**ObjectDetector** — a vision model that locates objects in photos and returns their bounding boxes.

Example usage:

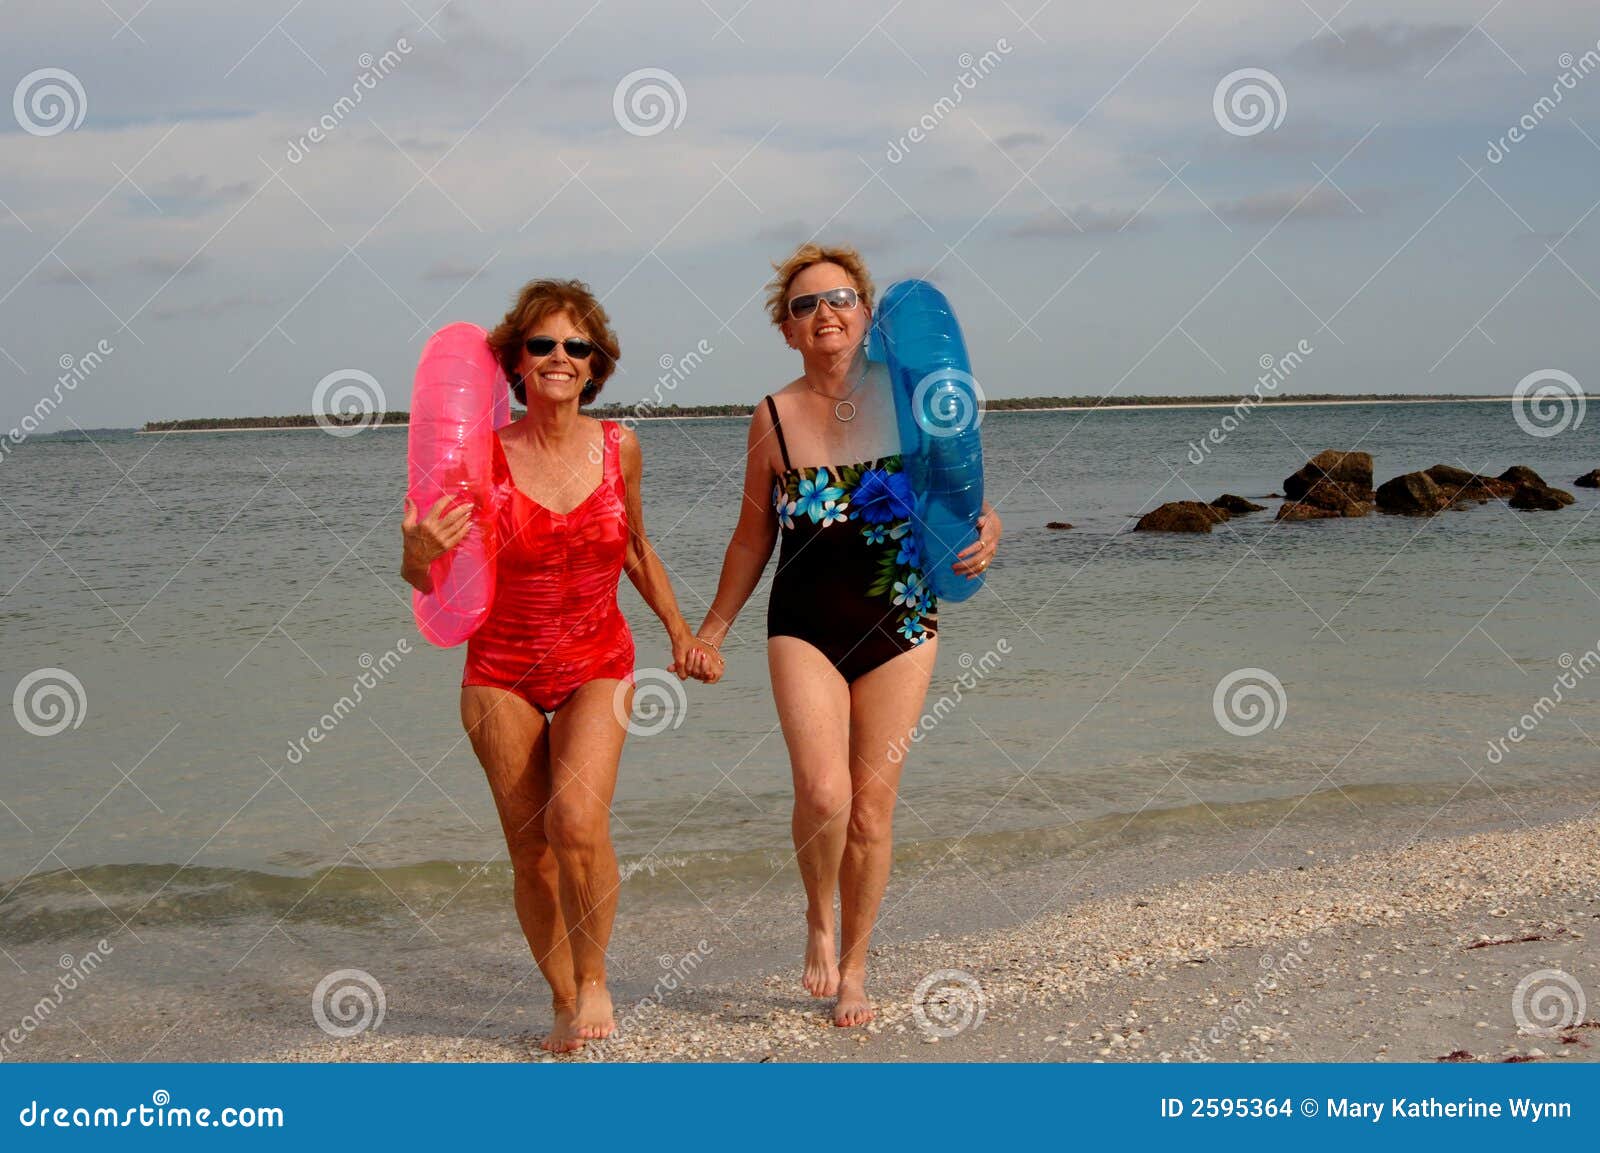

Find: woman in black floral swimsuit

[687,243,1002,1027]
[765,398,937,678]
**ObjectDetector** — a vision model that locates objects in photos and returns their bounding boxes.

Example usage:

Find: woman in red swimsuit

[401,278,720,1053]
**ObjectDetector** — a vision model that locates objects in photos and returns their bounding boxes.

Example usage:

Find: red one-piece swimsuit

[461,419,635,713]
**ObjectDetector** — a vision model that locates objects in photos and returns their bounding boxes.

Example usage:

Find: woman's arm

[693,400,781,655]
[400,495,474,594]
[617,426,708,679]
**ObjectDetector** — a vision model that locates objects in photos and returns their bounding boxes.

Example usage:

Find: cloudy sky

[2,0,1598,429]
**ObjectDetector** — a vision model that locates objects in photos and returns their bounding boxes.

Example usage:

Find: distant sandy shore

[135,396,1525,434]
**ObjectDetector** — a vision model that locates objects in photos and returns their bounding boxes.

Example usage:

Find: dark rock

[1499,465,1549,488]
[1284,449,1375,501]
[1377,471,1450,516]
[1509,483,1572,511]
[1423,464,1514,502]
[1424,463,1476,487]
[1275,502,1344,522]
[1574,470,1600,488]
[1211,494,1266,514]
[1045,521,1073,530]
[1305,479,1374,516]
[1135,501,1228,533]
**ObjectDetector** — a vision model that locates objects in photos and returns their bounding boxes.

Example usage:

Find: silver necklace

[807,356,868,422]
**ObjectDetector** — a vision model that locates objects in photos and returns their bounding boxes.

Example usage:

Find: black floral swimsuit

[764,395,938,683]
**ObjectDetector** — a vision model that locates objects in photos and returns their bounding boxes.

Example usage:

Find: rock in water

[1423,464,1514,502]
[1508,483,1572,511]
[1377,471,1450,515]
[1276,479,1374,519]
[1135,502,1229,533]
[1283,450,1375,500]
[1045,521,1073,530]
[1211,494,1266,514]
[1574,470,1600,489]
[1275,502,1344,522]
[1498,465,1549,489]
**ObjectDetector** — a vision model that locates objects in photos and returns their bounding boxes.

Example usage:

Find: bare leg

[835,638,938,1026]
[460,686,582,1053]
[768,636,852,998]
[544,678,630,1040]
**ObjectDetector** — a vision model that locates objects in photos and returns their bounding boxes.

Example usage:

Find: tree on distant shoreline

[139,393,1511,432]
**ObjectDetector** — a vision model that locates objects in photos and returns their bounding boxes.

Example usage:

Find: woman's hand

[671,630,725,684]
[402,495,474,570]
[952,500,1002,579]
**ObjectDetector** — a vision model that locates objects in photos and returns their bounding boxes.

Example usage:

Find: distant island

[140,393,1519,433]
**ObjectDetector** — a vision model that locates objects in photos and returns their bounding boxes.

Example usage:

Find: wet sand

[7,785,1590,1065]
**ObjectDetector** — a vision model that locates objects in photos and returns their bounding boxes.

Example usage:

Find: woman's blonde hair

[486,278,620,405]
[764,243,876,327]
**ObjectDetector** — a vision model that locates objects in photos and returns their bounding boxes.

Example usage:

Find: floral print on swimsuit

[771,455,935,644]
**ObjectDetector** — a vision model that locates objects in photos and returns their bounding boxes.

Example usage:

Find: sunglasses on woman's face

[525,336,595,359]
[786,286,859,320]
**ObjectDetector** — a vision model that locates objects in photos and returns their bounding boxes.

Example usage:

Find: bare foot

[832,972,874,1027]
[803,923,840,998]
[572,980,615,1040]
[541,1004,584,1054]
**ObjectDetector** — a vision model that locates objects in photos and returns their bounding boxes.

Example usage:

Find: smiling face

[514,310,594,406]
[780,262,871,366]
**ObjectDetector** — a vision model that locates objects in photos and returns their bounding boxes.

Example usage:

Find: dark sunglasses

[525,336,595,359]
[787,286,859,320]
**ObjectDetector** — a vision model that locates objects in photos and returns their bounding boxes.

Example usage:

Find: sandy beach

[270,801,1594,1064]
[10,785,1591,1065]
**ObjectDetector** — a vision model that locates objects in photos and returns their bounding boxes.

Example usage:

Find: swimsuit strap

[764,395,792,471]
[601,419,624,500]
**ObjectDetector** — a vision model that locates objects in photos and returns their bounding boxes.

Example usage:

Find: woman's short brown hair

[764,243,876,327]
[486,278,620,406]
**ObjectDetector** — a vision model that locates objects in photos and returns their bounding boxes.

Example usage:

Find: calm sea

[2,401,1597,939]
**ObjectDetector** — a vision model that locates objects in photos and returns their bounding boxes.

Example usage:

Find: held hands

[952,500,1003,579]
[668,627,725,685]
[402,494,474,567]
